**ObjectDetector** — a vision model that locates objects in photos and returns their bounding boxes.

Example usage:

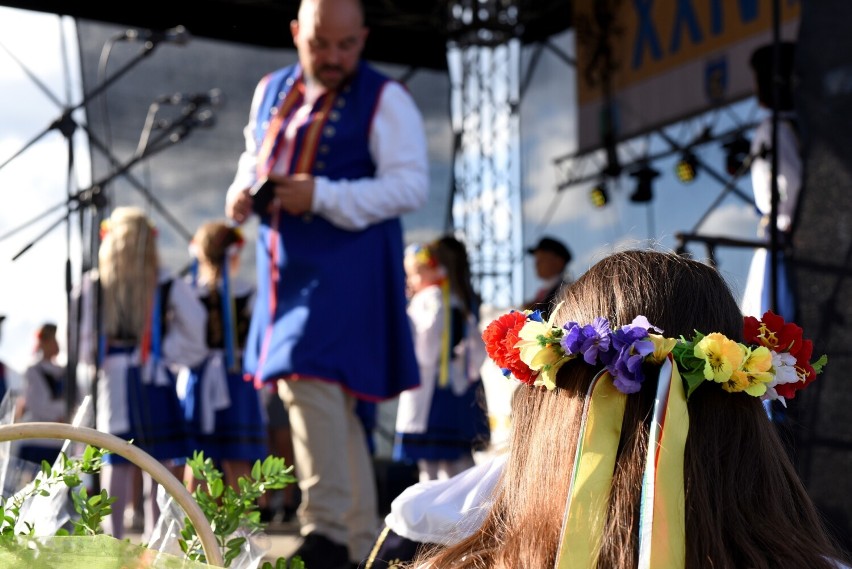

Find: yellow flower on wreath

[516,309,570,390]
[694,333,745,384]
[648,334,677,364]
[730,345,773,396]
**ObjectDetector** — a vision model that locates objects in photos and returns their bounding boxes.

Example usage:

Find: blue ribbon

[221,260,236,371]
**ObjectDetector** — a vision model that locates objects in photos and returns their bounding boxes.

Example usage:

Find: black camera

[250,177,276,216]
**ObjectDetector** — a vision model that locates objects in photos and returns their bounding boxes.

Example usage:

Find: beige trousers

[277,378,379,561]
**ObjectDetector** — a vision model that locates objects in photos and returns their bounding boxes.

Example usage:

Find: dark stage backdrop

[789,0,852,551]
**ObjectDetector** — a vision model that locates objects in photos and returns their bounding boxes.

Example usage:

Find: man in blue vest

[225,0,429,566]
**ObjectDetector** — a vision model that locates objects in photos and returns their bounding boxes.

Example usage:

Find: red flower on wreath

[743,310,819,400]
[482,311,536,385]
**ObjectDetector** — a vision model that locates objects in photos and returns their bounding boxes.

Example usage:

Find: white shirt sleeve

[76,272,96,366]
[226,78,267,208]
[385,452,508,546]
[161,274,208,368]
[312,81,430,230]
[409,285,445,369]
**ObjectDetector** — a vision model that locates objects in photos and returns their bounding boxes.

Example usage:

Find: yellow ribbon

[555,359,688,569]
[438,279,451,388]
[556,369,626,568]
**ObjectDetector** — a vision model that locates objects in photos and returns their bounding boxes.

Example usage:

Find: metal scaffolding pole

[447,1,523,310]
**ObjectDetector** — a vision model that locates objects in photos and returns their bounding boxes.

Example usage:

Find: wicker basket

[0,421,223,567]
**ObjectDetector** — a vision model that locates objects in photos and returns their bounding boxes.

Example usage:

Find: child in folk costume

[77,206,207,540]
[180,220,268,490]
[394,236,490,482]
[16,322,67,466]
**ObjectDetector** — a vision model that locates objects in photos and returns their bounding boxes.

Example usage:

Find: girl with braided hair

[180,219,268,491]
[78,206,207,540]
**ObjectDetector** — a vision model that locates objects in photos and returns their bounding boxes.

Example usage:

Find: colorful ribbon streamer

[221,259,237,372]
[639,356,687,569]
[555,358,688,569]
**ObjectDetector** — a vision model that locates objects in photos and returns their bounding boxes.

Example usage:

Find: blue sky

[0,7,765,376]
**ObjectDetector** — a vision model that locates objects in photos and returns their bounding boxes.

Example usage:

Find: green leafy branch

[180,451,301,568]
[0,446,306,568]
[0,446,114,540]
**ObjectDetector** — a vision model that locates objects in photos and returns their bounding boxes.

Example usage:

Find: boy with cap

[523,236,572,319]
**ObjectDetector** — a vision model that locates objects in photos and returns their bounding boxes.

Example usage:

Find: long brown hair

[428,235,480,318]
[413,250,847,569]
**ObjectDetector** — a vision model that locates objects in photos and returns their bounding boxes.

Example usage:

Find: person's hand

[226,187,253,224]
[275,174,315,216]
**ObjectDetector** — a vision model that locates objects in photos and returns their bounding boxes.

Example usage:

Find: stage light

[675,150,698,183]
[629,163,660,203]
[722,134,752,176]
[590,182,608,208]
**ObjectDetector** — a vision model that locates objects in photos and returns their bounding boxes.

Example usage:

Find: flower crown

[99,217,158,241]
[188,226,245,261]
[482,307,827,403]
[406,243,438,268]
[232,226,245,247]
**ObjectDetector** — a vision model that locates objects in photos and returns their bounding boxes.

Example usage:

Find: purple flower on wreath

[561,317,612,365]
[604,316,661,394]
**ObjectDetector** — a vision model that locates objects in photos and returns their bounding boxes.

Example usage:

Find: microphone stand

[1,30,186,426]
[5,99,210,261]
[0,107,198,251]
[9,103,211,262]
[0,37,165,175]
[8,102,212,427]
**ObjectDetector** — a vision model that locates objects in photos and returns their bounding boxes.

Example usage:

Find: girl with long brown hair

[412,249,849,569]
[394,236,489,482]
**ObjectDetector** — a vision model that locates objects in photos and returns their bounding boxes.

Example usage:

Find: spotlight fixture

[722,134,752,176]
[629,163,660,203]
[675,150,698,183]
[590,182,609,208]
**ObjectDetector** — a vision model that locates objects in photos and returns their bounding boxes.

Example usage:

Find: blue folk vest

[243,62,419,401]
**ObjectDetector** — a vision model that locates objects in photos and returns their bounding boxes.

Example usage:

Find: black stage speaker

[787,0,852,552]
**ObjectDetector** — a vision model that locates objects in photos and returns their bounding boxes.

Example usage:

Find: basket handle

[0,422,224,567]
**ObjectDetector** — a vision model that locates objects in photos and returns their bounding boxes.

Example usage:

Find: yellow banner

[574,0,800,153]
[576,0,800,104]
